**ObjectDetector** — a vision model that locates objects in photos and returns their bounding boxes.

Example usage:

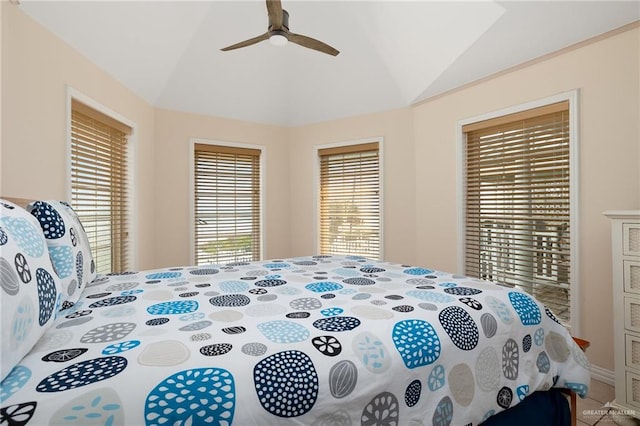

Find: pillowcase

[27,200,96,307]
[0,199,62,382]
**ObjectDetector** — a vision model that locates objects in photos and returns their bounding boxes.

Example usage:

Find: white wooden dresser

[605,210,640,417]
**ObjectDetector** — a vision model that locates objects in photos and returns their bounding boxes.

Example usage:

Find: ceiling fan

[221,0,339,56]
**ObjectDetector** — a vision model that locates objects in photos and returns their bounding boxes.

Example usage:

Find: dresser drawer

[626,260,640,295]
[627,371,640,409]
[625,297,640,332]
[627,334,640,371]
[625,223,640,257]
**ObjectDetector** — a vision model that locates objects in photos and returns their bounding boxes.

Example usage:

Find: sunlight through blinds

[463,101,571,323]
[319,142,380,259]
[71,100,131,274]
[194,143,261,265]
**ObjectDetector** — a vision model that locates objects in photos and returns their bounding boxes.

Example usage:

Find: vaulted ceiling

[18,1,640,126]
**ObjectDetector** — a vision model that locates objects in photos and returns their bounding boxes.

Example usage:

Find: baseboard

[590,364,615,386]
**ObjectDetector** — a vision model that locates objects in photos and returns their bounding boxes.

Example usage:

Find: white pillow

[27,201,96,307]
[0,199,61,381]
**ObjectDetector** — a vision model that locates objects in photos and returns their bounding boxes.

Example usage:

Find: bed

[0,198,591,425]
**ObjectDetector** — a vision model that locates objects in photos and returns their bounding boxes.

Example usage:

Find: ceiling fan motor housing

[269,8,289,32]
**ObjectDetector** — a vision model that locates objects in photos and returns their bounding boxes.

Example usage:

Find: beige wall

[1,3,157,269]
[153,109,290,267]
[3,2,639,373]
[412,27,640,371]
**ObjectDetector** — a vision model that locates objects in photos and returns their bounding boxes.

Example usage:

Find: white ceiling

[18,1,640,127]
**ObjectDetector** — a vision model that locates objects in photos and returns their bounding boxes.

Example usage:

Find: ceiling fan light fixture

[221,1,338,56]
[269,31,288,46]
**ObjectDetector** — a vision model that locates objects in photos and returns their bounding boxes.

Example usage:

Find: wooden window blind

[463,101,571,323]
[194,143,261,265]
[70,99,131,274]
[319,142,380,259]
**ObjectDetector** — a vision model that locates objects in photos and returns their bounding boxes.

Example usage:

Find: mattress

[0,255,591,425]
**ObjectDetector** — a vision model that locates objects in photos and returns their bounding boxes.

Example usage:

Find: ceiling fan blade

[266,0,284,29]
[221,32,269,51]
[288,33,339,56]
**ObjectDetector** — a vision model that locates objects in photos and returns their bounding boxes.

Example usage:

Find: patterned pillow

[0,199,62,381]
[27,201,96,307]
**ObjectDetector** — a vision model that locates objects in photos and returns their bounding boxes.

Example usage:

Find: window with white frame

[193,143,262,265]
[70,99,131,274]
[318,142,381,259]
[462,100,575,326]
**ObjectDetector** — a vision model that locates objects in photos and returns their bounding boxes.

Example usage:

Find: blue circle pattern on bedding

[27,201,96,306]
[0,254,591,425]
[0,201,62,384]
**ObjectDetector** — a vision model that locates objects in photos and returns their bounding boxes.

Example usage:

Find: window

[463,100,573,324]
[70,99,131,274]
[193,143,261,265]
[318,142,381,259]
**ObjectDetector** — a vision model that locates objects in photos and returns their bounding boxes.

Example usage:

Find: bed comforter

[0,255,590,425]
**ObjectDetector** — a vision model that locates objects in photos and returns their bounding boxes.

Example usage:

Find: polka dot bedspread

[0,255,591,425]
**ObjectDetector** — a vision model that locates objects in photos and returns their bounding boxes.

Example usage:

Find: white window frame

[314,137,385,259]
[65,86,138,271]
[189,138,266,265]
[456,90,580,334]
